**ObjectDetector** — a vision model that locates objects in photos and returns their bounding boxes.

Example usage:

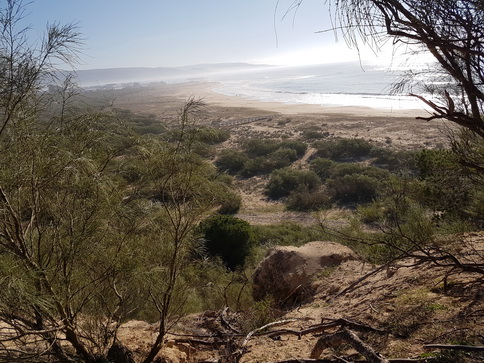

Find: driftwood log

[310,328,389,363]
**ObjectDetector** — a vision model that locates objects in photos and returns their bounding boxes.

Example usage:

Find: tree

[0,2,226,361]
[137,99,227,363]
[294,0,483,137]
[200,215,253,270]
[0,0,81,136]
[0,94,141,361]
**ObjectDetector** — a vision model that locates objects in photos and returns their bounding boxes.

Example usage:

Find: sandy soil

[116,233,484,362]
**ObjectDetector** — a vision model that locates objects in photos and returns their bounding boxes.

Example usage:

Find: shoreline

[168,81,427,118]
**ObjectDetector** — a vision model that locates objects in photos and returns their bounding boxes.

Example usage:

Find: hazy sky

[26,0,375,70]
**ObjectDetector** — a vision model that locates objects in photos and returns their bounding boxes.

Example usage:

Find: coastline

[106,80,448,151]
[169,81,427,118]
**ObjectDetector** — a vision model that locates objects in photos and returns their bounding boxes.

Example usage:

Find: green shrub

[216,149,249,174]
[357,202,385,224]
[280,140,307,158]
[244,139,281,157]
[326,173,380,204]
[200,215,253,270]
[168,127,230,145]
[241,149,296,177]
[251,222,328,247]
[370,147,417,173]
[266,168,321,199]
[302,130,330,141]
[270,147,299,162]
[415,149,472,216]
[216,188,242,215]
[116,109,167,135]
[313,138,373,161]
[309,158,335,181]
[286,187,331,211]
[192,127,230,144]
[221,139,308,177]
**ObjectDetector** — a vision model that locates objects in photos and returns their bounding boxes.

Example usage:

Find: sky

[24,0,387,70]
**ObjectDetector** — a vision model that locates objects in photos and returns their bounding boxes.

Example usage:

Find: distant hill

[64,63,273,88]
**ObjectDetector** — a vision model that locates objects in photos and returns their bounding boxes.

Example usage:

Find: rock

[252,241,359,306]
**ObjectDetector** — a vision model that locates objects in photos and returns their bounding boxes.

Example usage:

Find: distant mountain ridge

[66,62,273,88]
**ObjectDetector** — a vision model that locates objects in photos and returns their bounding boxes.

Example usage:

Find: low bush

[286,187,331,211]
[200,215,253,270]
[415,149,473,217]
[370,147,417,173]
[215,187,242,215]
[241,149,298,177]
[301,130,330,141]
[251,222,328,247]
[280,140,307,158]
[192,127,230,144]
[329,162,391,180]
[216,149,249,174]
[309,158,335,181]
[244,139,281,157]
[326,173,381,204]
[217,139,308,177]
[266,168,321,200]
[313,138,373,161]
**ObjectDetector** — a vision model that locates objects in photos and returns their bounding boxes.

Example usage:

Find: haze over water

[210,62,424,110]
[74,61,426,111]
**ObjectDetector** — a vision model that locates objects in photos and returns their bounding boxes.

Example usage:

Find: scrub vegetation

[0,0,483,362]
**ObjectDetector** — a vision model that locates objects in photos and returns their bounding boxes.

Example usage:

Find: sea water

[208,62,426,110]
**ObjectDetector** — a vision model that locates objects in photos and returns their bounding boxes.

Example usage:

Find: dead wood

[266,318,385,339]
[424,344,484,352]
[310,328,389,363]
[271,359,436,363]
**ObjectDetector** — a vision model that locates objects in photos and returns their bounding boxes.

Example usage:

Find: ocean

[74,61,429,110]
[208,62,425,110]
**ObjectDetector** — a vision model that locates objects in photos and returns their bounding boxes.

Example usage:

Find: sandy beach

[106,80,449,151]
[166,81,426,118]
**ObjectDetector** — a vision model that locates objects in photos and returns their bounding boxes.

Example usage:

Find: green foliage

[166,126,229,145]
[191,126,230,144]
[215,186,242,215]
[115,108,167,134]
[286,187,332,211]
[301,129,330,141]
[310,157,335,180]
[326,173,380,204]
[369,147,417,173]
[280,140,308,158]
[251,222,328,247]
[216,149,249,174]
[244,139,281,157]
[313,138,373,161]
[266,167,321,199]
[241,148,298,176]
[415,149,473,217]
[215,138,308,177]
[200,215,253,270]
[323,163,391,205]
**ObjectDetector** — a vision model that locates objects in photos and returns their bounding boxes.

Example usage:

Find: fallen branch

[242,319,297,347]
[267,318,385,339]
[271,358,437,363]
[310,328,389,363]
[424,344,484,352]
